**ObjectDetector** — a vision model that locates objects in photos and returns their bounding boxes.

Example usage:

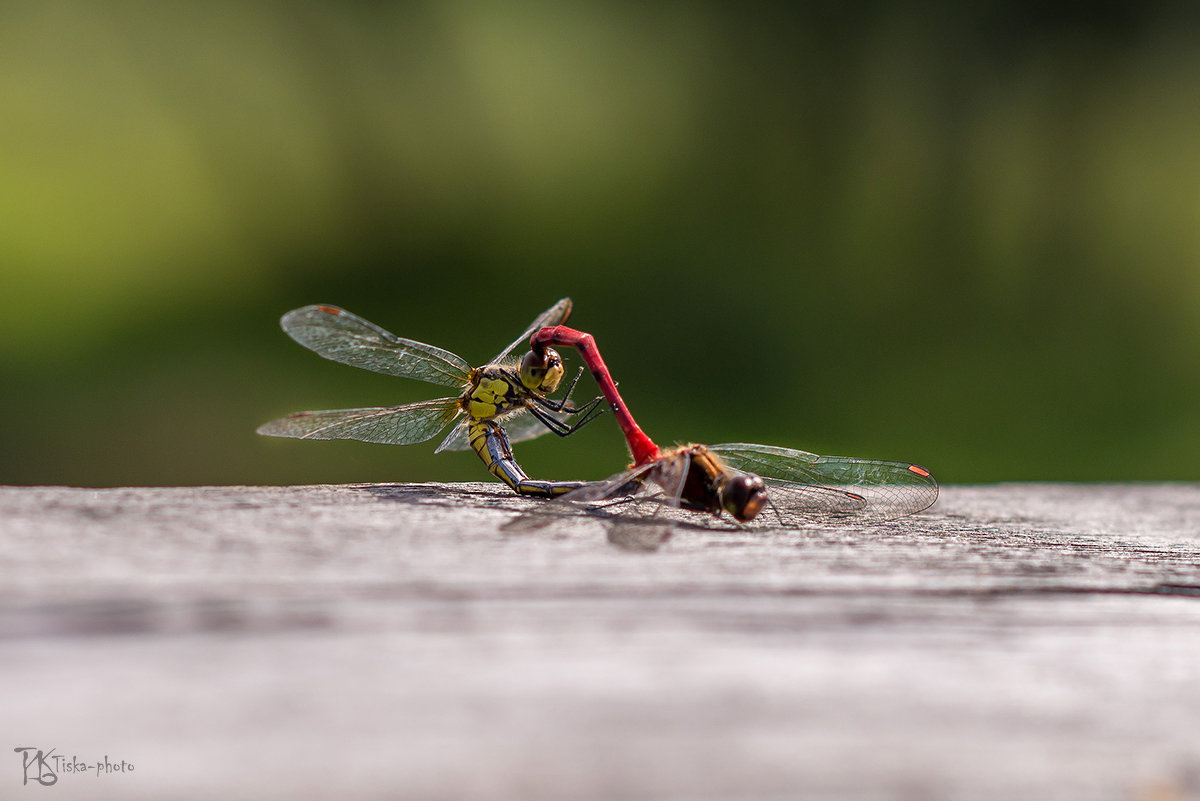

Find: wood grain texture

[2,483,1199,800]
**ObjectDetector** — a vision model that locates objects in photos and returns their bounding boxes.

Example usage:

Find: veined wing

[434,417,472,453]
[433,405,576,453]
[558,450,690,507]
[503,452,691,551]
[502,451,690,530]
[488,297,572,367]
[501,460,655,534]
[709,443,938,519]
[257,398,462,445]
[281,305,472,388]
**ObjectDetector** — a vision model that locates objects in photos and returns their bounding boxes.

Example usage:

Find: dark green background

[4,1,1199,487]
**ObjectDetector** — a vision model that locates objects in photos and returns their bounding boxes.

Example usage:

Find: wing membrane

[257,399,462,446]
[433,417,472,453]
[502,451,692,536]
[709,443,938,519]
[281,305,472,387]
[502,461,656,534]
[489,297,572,366]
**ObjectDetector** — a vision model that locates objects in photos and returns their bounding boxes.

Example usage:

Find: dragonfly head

[719,473,768,522]
[519,347,565,393]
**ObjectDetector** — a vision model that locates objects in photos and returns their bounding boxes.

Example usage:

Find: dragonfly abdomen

[468,419,583,498]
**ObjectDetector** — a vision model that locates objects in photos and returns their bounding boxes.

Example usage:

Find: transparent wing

[433,416,472,453]
[648,451,692,506]
[502,451,692,537]
[280,305,473,388]
[546,460,660,506]
[561,450,692,507]
[502,461,656,535]
[709,443,938,520]
[488,297,572,366]
[753,479,870,521]
[257,398,462,446]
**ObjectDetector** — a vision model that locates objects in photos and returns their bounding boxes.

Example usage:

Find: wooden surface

[2,483,1199,800]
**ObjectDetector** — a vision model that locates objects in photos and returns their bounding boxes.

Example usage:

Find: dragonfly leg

[528,394,607,438]
[570,395,608,430]
[469,419,585,498]
[538,367,607,424]
[541,366,586,413]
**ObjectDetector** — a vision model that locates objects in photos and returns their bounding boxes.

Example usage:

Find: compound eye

[721,474,769,522]
[520,348,564,392]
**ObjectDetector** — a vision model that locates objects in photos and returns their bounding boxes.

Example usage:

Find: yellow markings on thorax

[462,368,521,421]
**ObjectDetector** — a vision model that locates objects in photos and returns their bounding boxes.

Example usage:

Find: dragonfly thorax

[463,365,531,421]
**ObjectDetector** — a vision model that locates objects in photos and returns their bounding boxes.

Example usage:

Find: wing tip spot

[908,464,931,477]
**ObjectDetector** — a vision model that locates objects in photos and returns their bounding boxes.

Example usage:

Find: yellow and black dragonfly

[257,298,603,496]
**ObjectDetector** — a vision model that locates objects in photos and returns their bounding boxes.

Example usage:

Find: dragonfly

[257,298,605,497]
[506,324,937,543]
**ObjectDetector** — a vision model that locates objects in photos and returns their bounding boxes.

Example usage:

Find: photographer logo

[14,747,134,787]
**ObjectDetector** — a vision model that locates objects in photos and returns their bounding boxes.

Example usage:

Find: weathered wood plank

[2,483,1199,800]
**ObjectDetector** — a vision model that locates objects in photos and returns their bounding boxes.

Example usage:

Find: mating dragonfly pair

[258,298,937,533]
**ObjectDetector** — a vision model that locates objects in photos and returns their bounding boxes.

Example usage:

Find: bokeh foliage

[3,1,1199,486]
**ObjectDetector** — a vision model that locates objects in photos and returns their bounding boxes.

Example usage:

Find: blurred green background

[3,1,1199,487]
